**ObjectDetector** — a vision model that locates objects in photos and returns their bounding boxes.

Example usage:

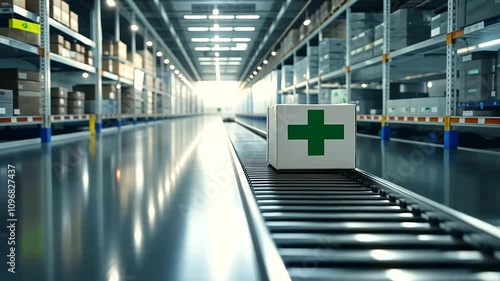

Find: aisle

[0,117,259,281]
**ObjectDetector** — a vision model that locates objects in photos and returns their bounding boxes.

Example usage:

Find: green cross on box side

[288,110,344,156]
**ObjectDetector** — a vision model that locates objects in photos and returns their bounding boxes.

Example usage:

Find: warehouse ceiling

[133,0,306,81]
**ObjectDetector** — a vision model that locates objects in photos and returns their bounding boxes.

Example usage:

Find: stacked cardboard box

[103,40,128,60]
[458,51,497,103]
[128,53,143,69]
[349,13,383,64]
[60,0,69,27]
[0,69,40,115]
[70,11,78,32]
[67,91,84,114]
[281,65,294,89]
[319,39,346,75]
[0,89,13,116]
[0,15,40,45]
[387,97,446,116]
[122,87,142,115]
[281,29,299,53]
[322,20,346,39]
[307,10,322,34]
[431,12,448,37]
[320,1,332,22]
[460,0,500,27]
[73,84,116,115]
[390,9,431,50]
[145,91,153,115]
[51,87,67,115]
[137,50,155,76]
[294,47,319,83]
[50,0,61,22]
[0,0,25,9]
[50,34,89,63]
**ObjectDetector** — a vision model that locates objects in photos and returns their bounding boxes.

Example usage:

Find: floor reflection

[0,117,259,281]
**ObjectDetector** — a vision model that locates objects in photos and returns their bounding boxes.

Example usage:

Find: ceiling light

[211,37,231,42]
[200,62,214,66]
[170,65,175,70]
[456,46,477,54]
[82,72,89,79]
[156,51,163,57]
[191,38,210,42]
[271,51,277,56]
[164,59,170,64]
[210,26,233,32]
[175,70,180,75]
[130,24,139,31]
[188,27,209,32]
[253,71,257,75]
[257,66,262,70]
[478,38,500,48]
[303,19,311,26]
[236,15,260,20]
[146,41,153,47]
[214,47,230,51]
[232,38,252,42]
[250,75,254,78]
[214,24,220,28]
[213,8,219,16]
[184,15,207,20]
[215,52,220,57]
[115,84,121,89]
[263,60,268,64]
[195,47,211,51]
[427,81,433,88]
[106,0,116,7]
[361,83,368,88]
[233,27,256,32]
[209,15,235,20]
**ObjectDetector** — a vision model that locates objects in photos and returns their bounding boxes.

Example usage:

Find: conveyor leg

[381,125,391,140]
[116,120,122,128]
[444,130,458,149]
[41,128,51,143]
[95,122,102,134]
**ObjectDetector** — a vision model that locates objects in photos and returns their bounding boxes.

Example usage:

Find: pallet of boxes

[51,87,67,115]
[73,84,118,115]
[0,69,40,116]
[121,87,142,115]
[0,0,40,46]
[103,40,134,81]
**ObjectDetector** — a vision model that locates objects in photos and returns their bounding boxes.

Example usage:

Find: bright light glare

[213,8,219,16]
[106,0,116,7]
[184,15,208,20]
[191,38,210,42]
[115,84,121,90]
[170,65,175,70]
[361,83,368,88]
[146,41,153,47]
[478,39,500,48]
[156,51,163,57]
[209,15,235,20]
[253,71,257,75]
[236,15,260,20]
[215,52,220,57]
[257,66,262,71]
[188,27,209,32]
[164,59,170,64]
[263,60,268,65]
[82,72,89,79]
[303,19,311,26]
[175,70,180,75]
[271,51,277,56]
[130,24,139,31]
[233,27,256,31]
[427,81,433,88]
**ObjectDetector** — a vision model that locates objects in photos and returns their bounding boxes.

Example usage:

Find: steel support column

[93,0,103,134]
[40,0,51,142]
[381,0,391,140]
[445,0,458,149]
[115,7,122,127]
[346,7,352,103]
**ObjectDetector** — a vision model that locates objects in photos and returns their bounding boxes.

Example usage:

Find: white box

[267,104,356,170]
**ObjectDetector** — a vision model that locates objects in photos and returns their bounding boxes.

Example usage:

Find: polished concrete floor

[239,117,500,226]
[0,117,260,281]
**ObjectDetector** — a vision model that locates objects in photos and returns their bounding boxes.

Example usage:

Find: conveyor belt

[225,121,500,281]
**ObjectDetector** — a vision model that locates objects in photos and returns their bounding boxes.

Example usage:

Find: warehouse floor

[0,117,259,281]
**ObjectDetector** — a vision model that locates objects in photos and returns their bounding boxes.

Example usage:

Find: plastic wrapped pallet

[458,51,497,103]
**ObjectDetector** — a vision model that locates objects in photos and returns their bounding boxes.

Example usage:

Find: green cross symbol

[22,23,28,29]
[288,110,344,156]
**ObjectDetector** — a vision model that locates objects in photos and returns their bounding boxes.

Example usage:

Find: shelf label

[478,118,485,124]
[9,18,40,34]
[0,108,5,115]
[464,21,484,34]
[0,37,8,45]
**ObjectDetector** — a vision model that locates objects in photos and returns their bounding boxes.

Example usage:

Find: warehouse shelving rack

[0,0,200,143]
[242,0,500,149]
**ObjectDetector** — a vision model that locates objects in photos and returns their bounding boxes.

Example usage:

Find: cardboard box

[0,69,40,81]
[0,27,25,42]
[61,11,69,27]
[67,99,83,108]
[68,107,84,115]
[50,0,61,22]
[103,41,113,56]
[25,31,39,46]
[51,106,67,115]
[14,92,41,116]
[50,87,67,98]
[51,97,66,106]
[50,34,64,45]
[60,0,68,13]
[267,104,356,170]
[50,43,63,55]
[102,59,113,73]
[0,100,13,116]
[0,89,13,101]
[63,40,70,49]
[0,80,40,91]
[73,84,116,100]
[70,11,78,32]
[68,91,85,100]
[25,0,40,14]
[103,40,128,59]
[0,0,25,9]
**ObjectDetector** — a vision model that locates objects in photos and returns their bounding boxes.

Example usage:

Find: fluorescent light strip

[233,27,256,31]
[188,27,209,32]
[209,15,235,20]
[210,27,234,32]
[232,38,252,42]
[478,39,500,48]
[211,38,232,42]
[184,15,208,20]
[200,61,241,66]
[236,15,260,20]
[195,47,210,51]
[191,38,210,42]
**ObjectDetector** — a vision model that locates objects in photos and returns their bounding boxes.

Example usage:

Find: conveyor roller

[225,122,500,281]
